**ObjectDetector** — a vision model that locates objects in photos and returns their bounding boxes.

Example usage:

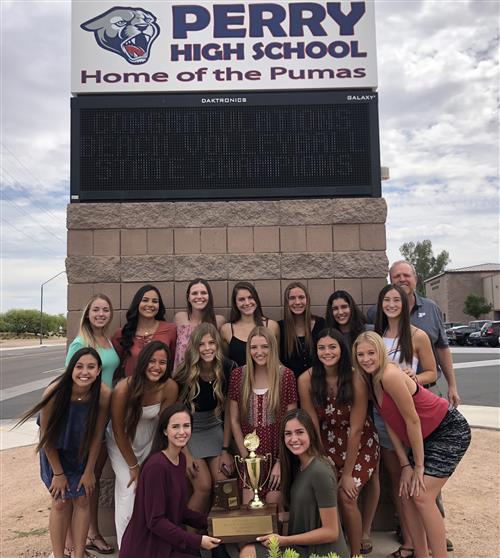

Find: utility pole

[40,271,66,345]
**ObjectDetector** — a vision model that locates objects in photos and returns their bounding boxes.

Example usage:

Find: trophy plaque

[207,431,277,542]
[213,478,240,510]
[208,504,278,544]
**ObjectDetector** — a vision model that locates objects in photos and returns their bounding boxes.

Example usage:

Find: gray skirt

[188,409,224,459]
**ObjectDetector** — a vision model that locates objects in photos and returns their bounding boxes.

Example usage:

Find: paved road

[0,345,66,420]
[0,344,498,420]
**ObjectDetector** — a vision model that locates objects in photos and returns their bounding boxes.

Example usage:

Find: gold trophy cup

[234,431,272,509]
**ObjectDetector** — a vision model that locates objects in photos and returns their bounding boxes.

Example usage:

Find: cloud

[375,1,499,268]
[1,2,71,187]
[1,1,498,315]
[1,258,67,316]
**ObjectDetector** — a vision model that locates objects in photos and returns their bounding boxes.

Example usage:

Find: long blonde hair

[78,294,114,349]
[240,326,281,419]
[352,330,389,394]
[174,323,226,416]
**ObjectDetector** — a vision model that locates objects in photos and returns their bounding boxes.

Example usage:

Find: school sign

[72,1,378,93]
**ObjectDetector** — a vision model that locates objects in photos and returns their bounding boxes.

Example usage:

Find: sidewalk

[3,405,497,452]
[0,337,67,350]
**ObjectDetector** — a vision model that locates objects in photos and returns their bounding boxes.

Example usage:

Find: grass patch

[13,528,48,538]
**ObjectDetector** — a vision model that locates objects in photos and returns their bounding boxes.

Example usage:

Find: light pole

[40,271,66,345]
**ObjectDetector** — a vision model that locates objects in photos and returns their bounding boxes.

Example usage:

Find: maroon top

[228,366,297,461]
[112,321,177,377]
[119,452,206,558]
[379,383,449,447]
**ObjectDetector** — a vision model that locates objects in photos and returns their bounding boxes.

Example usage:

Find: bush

[0,309,67,336]
[249,535,362,558]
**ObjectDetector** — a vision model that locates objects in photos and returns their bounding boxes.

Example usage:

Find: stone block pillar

[66,197,391,537]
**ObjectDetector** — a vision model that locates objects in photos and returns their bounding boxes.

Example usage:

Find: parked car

[444,322,464,330]
[447,326,470,345]
[447,320,489,346]
[479,321,500,347]
[469,320,490,330]
[468,330,485,347]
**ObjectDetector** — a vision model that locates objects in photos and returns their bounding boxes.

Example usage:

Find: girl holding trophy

[229,326,297,506]
[119,403,221,557]
[240,409,349,558]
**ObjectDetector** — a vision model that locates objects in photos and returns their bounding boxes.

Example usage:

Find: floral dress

[315,395,379,489]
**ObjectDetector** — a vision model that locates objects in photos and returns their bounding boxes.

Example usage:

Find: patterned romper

[315,395,380,488]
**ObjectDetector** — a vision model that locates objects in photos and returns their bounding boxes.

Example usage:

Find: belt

[423,381,437,389]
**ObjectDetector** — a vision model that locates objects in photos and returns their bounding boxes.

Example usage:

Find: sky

[1,0,499,315]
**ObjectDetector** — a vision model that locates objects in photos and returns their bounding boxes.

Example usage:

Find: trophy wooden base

[208,504,278,543]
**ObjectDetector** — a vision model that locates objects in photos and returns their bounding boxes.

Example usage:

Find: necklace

[300,456,314,471]
[138,329,154,337]
[137,320,158,337]
[200,372,215,384]
[74,389,91,401]
[162,449,180,466]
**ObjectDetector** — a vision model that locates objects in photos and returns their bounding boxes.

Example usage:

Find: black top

[338,323,374,352]
[178,357,237,413]
[278,316,326,378]
[227,320,269,367]
[227,335,247,367]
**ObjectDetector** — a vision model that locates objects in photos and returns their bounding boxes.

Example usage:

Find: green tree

[399,239,450,296]
[0,309,67,336]
[463,294,493,319]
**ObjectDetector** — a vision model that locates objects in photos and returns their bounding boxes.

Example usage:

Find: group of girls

[20,277,470,558]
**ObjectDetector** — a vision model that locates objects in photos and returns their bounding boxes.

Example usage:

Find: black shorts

[408,407,471,478]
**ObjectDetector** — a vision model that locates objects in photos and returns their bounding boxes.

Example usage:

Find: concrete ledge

[459,405,500,430]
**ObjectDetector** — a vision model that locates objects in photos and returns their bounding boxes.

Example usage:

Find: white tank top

[383,336,418,371]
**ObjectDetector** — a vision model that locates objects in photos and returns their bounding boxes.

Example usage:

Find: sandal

[361,538,373,554]
[64,548,74,558]
[86,534,114,554]
[387,547,415,558]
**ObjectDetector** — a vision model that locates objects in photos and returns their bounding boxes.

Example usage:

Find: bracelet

[128,463,139,469]
[53,471,65,476]
[401,464,411,469]
[221,446,230,452]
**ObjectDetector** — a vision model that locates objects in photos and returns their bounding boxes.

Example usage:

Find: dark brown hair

[229,281,265,325]
[325,290,366,342]
[282,282,314,362]
[374,284,413,365]
[119,285,166,357]
[147,403,193,458]
[124,341,171,440]
[17,348,102,459]
[311,328,354,407]
[279,408,326,509]
[186,278,217,326]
